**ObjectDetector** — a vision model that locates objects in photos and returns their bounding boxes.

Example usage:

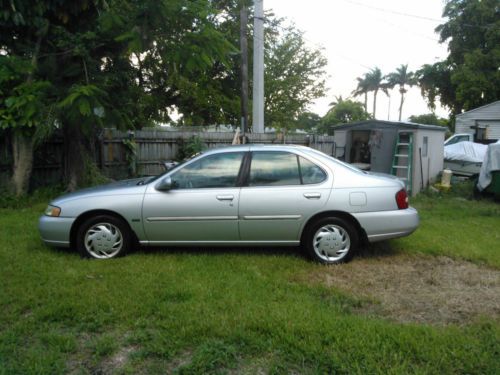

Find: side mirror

[156,176,173,191]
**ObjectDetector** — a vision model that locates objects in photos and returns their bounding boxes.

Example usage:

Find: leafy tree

[0,1,55,195]
[417,0,500,114]
[174,6,328,131]
[0,0,235,192]
[0,0,328,193]
[408,113,449,128]
[365,67,389,118]
[263,21,327,130]
[294,111,321,132]
[319,99,371,134]
[385,64,416,121]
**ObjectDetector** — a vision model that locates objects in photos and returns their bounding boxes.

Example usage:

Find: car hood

[51,177,149,205]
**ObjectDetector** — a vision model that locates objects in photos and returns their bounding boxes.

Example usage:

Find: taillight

[395,189,409,209]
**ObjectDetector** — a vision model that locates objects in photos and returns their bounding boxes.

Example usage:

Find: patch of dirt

[164,349,193,373]
[66,333,137,375]
[100,346,138,374]
[309,252,500,325]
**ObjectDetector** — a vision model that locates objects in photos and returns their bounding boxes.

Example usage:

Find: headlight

[44,205,61,217]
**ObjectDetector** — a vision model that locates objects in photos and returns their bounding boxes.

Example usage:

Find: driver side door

[142,151,246,244]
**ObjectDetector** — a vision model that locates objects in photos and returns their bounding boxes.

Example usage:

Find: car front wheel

[76,215,131,259]
[304,217,358,264]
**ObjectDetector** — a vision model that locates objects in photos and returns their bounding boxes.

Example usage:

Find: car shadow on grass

[357,241,401,259]
[136,241,400,262]
[44,240,400,262]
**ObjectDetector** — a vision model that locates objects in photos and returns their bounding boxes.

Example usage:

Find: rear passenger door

[238,151,331,242]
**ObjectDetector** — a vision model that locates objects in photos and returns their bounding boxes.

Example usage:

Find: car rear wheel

[76,215,130,259]
[304,217,358,264]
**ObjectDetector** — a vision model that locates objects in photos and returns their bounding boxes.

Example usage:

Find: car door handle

[303,192,321,199]
[216,195,234,201]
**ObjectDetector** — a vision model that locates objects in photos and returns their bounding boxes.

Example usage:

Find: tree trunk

[373,89,378,118]
[364,92,367,113]
[11,132,34,196]
[9,29,45,195]
[63,122,87,191]
[398,90,405,121]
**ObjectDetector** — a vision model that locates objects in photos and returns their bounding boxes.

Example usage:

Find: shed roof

[332,120,446,132]
[455,100,500,119]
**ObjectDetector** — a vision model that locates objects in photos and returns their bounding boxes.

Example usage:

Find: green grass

[0,194,499,374]
[394,193,500,268]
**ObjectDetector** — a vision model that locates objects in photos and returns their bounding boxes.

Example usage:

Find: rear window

[299,156,327,184]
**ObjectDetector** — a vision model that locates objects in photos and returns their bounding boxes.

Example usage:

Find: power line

[341,0,495,29]
[254,14,440,90]
[378,18,441,43]
[341,0,443,23]
[265,19,416,71]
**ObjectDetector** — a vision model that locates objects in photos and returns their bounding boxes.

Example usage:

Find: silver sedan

[39,144,419,264]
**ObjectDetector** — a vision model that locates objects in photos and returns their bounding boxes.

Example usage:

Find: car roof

[203,143,313,155]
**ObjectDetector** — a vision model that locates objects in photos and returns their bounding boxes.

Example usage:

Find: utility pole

[252,0,264,133]
[240,2,249,135]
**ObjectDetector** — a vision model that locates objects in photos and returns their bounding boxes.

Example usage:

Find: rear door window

[248,152,327,186]
[249,151,301,186]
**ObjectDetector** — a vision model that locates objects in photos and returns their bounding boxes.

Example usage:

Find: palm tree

[385,64,416,121]
[365,67,389,119]
[352,75,369,112]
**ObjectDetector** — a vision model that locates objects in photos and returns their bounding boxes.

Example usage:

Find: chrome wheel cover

[84,222,123,259]
[313,224,350,262]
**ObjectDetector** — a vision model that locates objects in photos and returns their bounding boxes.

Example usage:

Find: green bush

[176,136,205,161]
[0,186,64,208]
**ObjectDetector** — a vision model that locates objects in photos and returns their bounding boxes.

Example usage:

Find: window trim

[296,155,304,184]
[236,152,252,187]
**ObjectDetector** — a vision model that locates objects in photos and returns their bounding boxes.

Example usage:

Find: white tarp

[477,143,500,191]
[444,141,488,163]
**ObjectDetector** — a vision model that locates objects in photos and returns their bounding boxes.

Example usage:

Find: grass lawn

[394,193,500,268]
[0,191,499,374]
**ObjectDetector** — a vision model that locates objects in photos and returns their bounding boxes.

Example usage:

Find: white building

[455,101,500,141]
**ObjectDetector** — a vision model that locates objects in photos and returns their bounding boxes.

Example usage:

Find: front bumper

[353,207,419,242]
[38,215,75,248]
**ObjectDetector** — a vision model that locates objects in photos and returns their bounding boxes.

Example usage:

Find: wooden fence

[0,129,335,188]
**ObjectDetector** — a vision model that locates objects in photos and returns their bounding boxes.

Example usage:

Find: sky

[265,0,450,121]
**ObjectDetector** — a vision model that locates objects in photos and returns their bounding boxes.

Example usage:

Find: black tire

[76,215,131,259]
[303,217,358,264]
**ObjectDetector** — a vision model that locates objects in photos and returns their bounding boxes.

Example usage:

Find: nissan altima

[39,144,419,264]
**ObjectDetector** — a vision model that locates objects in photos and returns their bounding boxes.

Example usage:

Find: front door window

[171,152,244,189]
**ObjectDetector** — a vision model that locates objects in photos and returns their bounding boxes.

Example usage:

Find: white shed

[332,120,446,196]
[455,101,500,141]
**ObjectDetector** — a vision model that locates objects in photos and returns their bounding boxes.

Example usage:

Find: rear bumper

[353,207,419,242]
[38,216,75,248]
